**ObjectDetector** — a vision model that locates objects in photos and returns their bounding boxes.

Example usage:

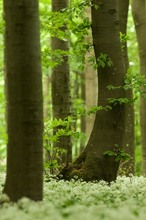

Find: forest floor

[0,172,146,220]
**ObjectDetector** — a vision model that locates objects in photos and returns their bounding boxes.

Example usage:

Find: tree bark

[60,0,126,182]
[84,7,98,143]
[51,0,72,166]
[80,71,86,153]
[43,75,52,162]
[131,0,146,176]
[3,0,43,201]
[118,0,135,175]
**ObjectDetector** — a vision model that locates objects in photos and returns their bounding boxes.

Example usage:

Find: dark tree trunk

[3,0,43,201]
[60,0,126,182]
[118,0,135,175]
[51,0,72,166]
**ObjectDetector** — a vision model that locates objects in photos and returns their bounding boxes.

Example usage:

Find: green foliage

[96,53,113,68]
[43,116,81,173]
[120,32,129,50]
[104,149,132,162]
[0,0,143,177]
[40,0,93,72]
[108,97,135,105]
[88,53,113,70]
[42,47,69,68]
[43,103,113,173]
[124,70,146,99]
[120,32,129,43]
[73,103,111,117]
[107,66,146,107]
[44,159,58,171]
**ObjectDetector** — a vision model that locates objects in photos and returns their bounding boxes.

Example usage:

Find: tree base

[59,151,119,183]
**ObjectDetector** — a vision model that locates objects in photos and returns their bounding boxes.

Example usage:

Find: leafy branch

[104,149,132,162]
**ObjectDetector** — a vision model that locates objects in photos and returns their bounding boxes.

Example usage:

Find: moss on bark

[59,152,119,182]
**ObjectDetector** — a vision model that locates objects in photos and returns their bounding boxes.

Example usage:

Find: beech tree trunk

[118,0,135,175]
[60,0,126,182]
[44,75,52,162]
[84,7,98,143]
[51,0,72,166]
[131,0,146,176]
[85,64,97,141]
[3,0,43,201]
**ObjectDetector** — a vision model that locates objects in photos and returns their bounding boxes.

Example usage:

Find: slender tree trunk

[131,0,146,176]
[44,75,51,119]
[3,0,43,201]
[80,71,86,153]
[60,0,126,182]
[84,7,98,143]
[44,75,52,162]
[72,71,80,159]
[85,54,97,141]
[51,0,72,166]
[118,0,135,175]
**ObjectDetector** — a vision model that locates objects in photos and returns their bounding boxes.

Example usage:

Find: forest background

[0,0,143,177]
[1,1,146,219]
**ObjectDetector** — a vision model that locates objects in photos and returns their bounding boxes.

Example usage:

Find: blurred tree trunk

[85,52,97,142]
[84,7,97,143]
[43,74,52,161]
[80,7,97,152]
[60,0,126,182]
[3,0,43,201]
[131,0,146,176]
[44,75,51,119]
[118,0,135,175]
[51,0,72,166]
[73,70,80,158]
[80,71,86,153]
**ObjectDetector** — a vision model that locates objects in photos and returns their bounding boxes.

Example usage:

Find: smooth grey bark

[131,0,146,176]
[3,0,43,201]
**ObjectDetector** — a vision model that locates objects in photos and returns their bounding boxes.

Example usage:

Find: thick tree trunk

[3,0,43,201]
[51,0,72,166]
[60,0,126,182]
[118,0,135,175]
[131,0,146,176]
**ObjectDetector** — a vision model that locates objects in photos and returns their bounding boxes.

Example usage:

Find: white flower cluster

[1,173,146,220]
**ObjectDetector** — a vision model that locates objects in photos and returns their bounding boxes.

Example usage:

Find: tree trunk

[80,71,86,153]
[43,75,52,162]
[131,0,146,176]
[3,0,43,201]
[118,0,135,175]
[44,75,51,119]
[85,52,97,141]
[51,0,72,166]
[60,0,126,182]
[84,7,98,143]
